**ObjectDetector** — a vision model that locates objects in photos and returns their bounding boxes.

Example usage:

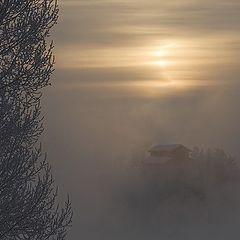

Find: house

[143,144,191,165]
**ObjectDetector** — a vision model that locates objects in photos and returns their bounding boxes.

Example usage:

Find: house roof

[148,144,190,153]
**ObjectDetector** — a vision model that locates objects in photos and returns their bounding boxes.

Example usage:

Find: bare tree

[0,1,72,239]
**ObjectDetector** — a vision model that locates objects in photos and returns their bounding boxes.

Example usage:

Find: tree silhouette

[0,1,72,239]
[125,147,240,216]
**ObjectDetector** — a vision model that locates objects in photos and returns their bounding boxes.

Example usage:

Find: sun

[143,41,190,91]
[151,43,175,67]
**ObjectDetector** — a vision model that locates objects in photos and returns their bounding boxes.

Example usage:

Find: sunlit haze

[43,1,240,239]
[54,0,240,95]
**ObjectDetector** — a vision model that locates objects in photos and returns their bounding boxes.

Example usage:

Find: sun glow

[143,40,205,92]
[151,43,176,67]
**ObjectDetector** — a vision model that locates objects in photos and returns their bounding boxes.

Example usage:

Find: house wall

[150,148,189,160]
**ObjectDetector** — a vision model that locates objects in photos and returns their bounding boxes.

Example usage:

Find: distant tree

[125,147,240,214]
[191,147,240,186]
[0,1,72,239]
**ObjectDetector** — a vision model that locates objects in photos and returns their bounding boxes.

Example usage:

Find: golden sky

[53,0,240,95]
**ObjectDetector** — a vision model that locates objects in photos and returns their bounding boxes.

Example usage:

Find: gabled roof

[148,144,190,153]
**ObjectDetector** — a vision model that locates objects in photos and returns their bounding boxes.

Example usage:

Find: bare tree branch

[0,1,73,239]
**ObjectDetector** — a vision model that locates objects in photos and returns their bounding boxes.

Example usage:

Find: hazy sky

[55,0,240,91]
[43,1,240,239]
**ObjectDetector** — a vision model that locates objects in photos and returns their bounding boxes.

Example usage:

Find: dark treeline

[0,1,72,239]
[124,147,240,220]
